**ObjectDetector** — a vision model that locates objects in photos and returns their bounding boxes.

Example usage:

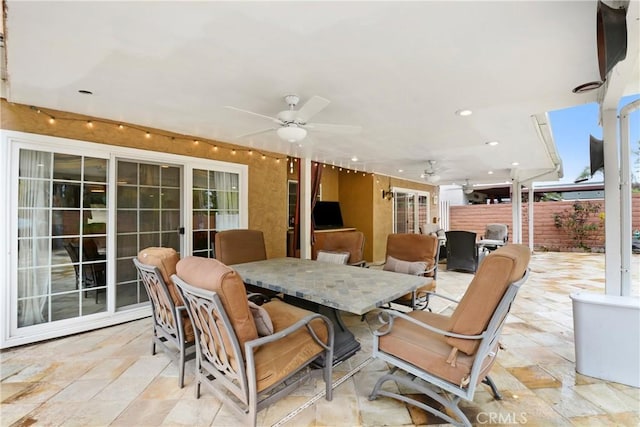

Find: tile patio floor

[1,252,639,426]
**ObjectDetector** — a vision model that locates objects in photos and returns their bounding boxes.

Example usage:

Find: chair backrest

[175,256,258,356]
[445,230,478,272]
[447,244,530,356]
[214,229,267,265]
[312,231,365,265]
[384,233,439,278]
[484,223,508,242]
[137,247,182,306]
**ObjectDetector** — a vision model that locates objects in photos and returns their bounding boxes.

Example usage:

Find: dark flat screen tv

[313,201,344,229]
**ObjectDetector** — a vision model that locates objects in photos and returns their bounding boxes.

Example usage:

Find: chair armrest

[373,309,484,340]
[365,261,385,269]
[349,260,367,267]
[247,293,271,305]
[244,313,334,354]
[424,291,460,304]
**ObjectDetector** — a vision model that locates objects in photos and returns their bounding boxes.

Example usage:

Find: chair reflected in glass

[63,238,106,303]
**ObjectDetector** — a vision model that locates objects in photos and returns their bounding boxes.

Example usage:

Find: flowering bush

[553,201,603,250]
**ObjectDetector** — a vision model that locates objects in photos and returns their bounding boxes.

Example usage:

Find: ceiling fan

[462,179,474,195]
[421,160,442,184]
[226,94,361,143]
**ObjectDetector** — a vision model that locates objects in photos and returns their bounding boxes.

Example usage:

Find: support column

[299,157,312,259]
[619,99,640,295]
[602,108,621,296]
[528,183,534,251]
[511,181,522,244]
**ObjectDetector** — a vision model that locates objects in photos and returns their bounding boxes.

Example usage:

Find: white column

[619,99,640,295]
[602,108,621,296]
[299,157,312,259]
[511,181,522,244]
[528,183,534,251]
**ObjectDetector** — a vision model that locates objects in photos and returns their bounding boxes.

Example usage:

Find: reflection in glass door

[17,149,109,327]
[393,192,415,233]
[192,169,240,258]
[393,190,430,234]
[115,161,181,309]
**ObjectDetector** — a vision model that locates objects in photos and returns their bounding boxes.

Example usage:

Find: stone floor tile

[573,383,640,413]
[533,387,605,418]
[507,365,562,389]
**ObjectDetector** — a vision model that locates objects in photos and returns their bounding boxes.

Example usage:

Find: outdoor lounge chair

[133,247,195,388]
[478,223,509,252]
[381,233,440,310]
[214,229,271,295]
[172,256,334,427]
[369,244,531,427]
[312,230,366,267]
[445,230,479,273]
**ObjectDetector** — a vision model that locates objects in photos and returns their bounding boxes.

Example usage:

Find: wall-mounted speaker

[590,134,604,176]
[597,1,628,80]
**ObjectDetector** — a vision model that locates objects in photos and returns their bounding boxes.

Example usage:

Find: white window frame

[0,130,248,348]
[391,186,431,234]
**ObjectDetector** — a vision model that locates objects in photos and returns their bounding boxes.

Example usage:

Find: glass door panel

[115,160,181,309]
[192,169,240,258]
[17,149,109,327]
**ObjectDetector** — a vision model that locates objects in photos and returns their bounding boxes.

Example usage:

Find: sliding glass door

[17,149,109,327]
[392,188,431,234]
[115,160,182,309]
[4,131,247,348]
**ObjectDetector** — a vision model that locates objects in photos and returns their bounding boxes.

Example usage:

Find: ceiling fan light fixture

[277,126,307,143]
[425,174,440,183]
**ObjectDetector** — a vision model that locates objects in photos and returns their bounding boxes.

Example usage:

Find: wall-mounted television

[312,201,344,229]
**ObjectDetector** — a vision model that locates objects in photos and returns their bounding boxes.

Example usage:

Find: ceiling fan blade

[235,127,276,139]
[225,106,283,124]
[296,96,330,123]
[304,122,362,135]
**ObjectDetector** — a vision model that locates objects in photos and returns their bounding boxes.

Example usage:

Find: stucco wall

[1,100,289,258]
[448,195,640,250]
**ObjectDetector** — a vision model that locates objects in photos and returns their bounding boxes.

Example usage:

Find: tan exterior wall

[338,171,374,260]
[449,195,640,250]
[1,100,289,258]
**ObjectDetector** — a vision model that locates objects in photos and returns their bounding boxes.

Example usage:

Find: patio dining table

[230,257,428,365]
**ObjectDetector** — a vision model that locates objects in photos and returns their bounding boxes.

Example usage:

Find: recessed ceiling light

[456,109,473,116]
[398,169,404,173]
[511,161,520,166]
[351,156,358,162]
[488,170,494,175]
[486,141,499,146]
[78,89,93,95]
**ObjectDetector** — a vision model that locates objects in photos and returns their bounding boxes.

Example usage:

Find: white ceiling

[3,1,639,186]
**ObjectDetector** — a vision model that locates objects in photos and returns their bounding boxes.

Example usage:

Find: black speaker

[590,134,604,176]
[597,1,627,80]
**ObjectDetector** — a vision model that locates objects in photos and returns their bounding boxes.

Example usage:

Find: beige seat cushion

[138,247,194,342]
[378,310,497,388]
[257,299,329,392]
